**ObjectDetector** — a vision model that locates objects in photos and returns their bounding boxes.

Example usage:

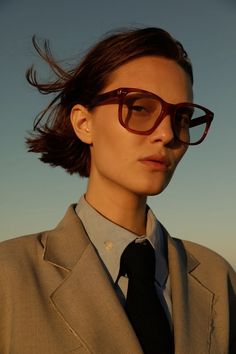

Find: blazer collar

[42,205,201,274]
[42,204,91,270]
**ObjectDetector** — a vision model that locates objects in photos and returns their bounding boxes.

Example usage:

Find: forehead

[105,56,193,103]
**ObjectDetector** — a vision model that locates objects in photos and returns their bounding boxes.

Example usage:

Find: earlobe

[70,104,92,144]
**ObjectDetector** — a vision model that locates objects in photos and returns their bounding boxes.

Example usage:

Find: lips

[138,154,171,171]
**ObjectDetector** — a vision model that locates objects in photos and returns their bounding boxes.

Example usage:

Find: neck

[85,177,147,236]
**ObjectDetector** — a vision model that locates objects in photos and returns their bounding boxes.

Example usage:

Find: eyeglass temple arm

[189,115,210,128]
[90,90,120,107]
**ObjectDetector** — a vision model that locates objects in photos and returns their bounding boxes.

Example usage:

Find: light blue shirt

[75,195,172,320]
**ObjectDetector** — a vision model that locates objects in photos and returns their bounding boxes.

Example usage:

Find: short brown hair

[26,27,193,177]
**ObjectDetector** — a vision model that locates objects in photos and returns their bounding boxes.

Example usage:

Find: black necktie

[119,240,174,354]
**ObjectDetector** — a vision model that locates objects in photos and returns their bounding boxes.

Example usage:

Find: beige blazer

[0,205,235,354]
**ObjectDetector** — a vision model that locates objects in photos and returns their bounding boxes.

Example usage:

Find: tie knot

[120,240,155,280]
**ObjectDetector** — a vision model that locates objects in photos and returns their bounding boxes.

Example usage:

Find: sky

[0,0,235,270]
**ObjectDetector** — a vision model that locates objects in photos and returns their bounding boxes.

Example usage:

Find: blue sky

[0,0,235,269]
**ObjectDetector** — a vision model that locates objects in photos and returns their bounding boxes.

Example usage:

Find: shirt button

[104,240,113,251]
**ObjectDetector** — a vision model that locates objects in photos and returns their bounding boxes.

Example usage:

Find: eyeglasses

[89,88,214,145]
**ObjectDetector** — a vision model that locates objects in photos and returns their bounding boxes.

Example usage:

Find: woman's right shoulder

[0,231,46,265]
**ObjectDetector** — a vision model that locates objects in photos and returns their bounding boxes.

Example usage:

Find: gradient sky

[0,0,235,269]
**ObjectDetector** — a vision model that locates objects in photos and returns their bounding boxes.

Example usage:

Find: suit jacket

[0,205,235,354]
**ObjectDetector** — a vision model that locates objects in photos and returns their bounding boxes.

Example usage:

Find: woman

[0,27,235,354]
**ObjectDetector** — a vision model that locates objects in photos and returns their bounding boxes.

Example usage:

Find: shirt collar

[75,195,168,287]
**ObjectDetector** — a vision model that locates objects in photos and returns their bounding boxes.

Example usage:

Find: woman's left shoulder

[180,238,236,279]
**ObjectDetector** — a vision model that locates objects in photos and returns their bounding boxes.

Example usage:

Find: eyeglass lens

[121,92,208,144]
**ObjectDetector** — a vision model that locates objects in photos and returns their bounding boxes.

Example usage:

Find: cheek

[90,108,129,168]
[173,144,188,165]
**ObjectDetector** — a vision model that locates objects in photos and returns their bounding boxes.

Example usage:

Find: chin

[135,171,175,196]
[135,182,170,197]
[146,187,167,197]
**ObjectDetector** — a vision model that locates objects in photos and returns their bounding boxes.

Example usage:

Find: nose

[149,115,175,145]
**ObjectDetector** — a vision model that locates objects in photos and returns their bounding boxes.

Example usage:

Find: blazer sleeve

[0,254,12,353]
[229,267,236,354]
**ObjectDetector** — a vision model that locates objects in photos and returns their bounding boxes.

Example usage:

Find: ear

[70,104,93,144]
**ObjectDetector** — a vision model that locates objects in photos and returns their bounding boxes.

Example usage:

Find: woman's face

[87,56,192,197]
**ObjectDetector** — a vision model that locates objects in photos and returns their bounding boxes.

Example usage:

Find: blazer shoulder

[182,238,233,269]
[173,237,236,286]
[0,204,80,261]
[0,231,46,266]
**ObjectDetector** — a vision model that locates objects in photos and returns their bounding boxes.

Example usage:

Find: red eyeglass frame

[89,87,214,145]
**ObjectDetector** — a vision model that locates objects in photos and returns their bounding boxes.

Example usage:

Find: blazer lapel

[42,205,142,354]
[167,234,215,354]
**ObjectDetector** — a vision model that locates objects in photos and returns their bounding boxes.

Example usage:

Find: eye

[125,97,157,115]
[176,107,193,128]
[131,105,147,113]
